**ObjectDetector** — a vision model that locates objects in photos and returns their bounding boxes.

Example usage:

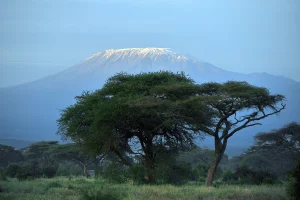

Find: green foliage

[222,166,277,185]
[5,161,58,180]
[127,163,146,184]
[222,170,235,183]
[57,71,209,182]
[56,163,82,176]
[231,122,300,179]
[0,177,288,200]
[0,144,24,168]
[100,162,127,183]
[48,143,96,177]
[45,181,62,190]
[0,170,7,181]
[80,183,126,200]
[42,164,58,178]
[286,158,300,200]
[22,141,59,161]
[166,163,196,185]
[5,163,21,178]
[15,161,43,180]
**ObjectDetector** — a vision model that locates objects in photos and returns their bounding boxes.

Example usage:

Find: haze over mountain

[1,48,299,156]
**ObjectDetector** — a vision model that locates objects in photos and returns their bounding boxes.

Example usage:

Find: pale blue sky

[0,0,299,87]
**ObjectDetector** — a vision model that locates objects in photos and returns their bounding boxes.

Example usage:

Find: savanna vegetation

[1,71,299,200]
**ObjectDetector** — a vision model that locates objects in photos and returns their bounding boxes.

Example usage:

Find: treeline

[0,122,299,198]
[0,123,299,184]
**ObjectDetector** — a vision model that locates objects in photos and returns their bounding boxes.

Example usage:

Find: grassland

[0,177,287,200]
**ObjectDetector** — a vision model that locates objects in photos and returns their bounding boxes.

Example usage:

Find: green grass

[0,177,287,200]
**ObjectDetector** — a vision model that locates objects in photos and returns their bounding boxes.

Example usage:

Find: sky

[0,0,299,87]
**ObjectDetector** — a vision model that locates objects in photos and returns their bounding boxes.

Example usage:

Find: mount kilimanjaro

[1,48,299,156]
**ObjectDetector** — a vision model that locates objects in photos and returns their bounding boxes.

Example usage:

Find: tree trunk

[83,165,88,178]
[145,155,156,183]
[206,138,226,187]
[206,151,223,186]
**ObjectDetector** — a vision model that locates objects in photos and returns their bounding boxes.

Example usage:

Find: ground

[0,177,287,200]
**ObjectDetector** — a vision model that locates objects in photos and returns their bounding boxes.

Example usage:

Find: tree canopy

[48,143,98,177]
[57,72,285,185]
[158,81,285,186]
[57,71,209,182]
[233,122,300,178]
[193,81,285,186]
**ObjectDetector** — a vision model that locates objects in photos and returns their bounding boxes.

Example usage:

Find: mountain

[1,48,299,156]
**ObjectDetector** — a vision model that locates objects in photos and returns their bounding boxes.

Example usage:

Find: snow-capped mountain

[1,48,299,156]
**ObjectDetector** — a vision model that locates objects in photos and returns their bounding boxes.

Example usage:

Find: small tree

[193,81,285,186]
[254,122,300,158]
[21,141,59,165]
[0,144,24,168]
[48,143,97,178]
[287,158,300,200]
[235,122,300,178]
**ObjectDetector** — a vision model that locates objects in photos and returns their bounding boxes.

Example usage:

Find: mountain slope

[1,48,299,156]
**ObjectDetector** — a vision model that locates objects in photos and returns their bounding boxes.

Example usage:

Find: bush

[155,162,196,185]
[45,181,62,190]
[222,166,277,185]
[81,184,126,200]
[127,164,146,184]
[5,163,21,177]
[286,159,300,200]
[167,163,196,185]
[57,164,82,176]
[14,161,43,180]
[222,170,235,183]
[100,162,127,183]
[0,170,7,181]
[42,165,58,178]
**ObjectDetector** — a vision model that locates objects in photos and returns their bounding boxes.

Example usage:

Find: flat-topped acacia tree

[155,81,285,186]
[196,82,285,186]
[57,71,210,183]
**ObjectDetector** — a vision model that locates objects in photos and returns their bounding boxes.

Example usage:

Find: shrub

[222,170,235,183]
[45,181,62,190]
[81,185,126,200]
[42,165,58,178]
[286,159,300,200]
[0,170,7,181]
[127,164,146,184]
[100,162,127,183]
[167,163,196,185]
[15,161,43,180]
[5,163,21,177]
[57,164,82,176]
[155,162,196,185]
[222,166,277,185]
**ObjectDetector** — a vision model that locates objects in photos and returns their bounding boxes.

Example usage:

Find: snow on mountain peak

[83,48,190,63]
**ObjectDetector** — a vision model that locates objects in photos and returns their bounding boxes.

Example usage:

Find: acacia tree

[21,141,59,165]
[156,81,286,186]
[0,144,24,168]
[254,122,300,157]
[193,81,285,186]
[48,143,99,177]
[230,122,300,178]
[57,71,209,183]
